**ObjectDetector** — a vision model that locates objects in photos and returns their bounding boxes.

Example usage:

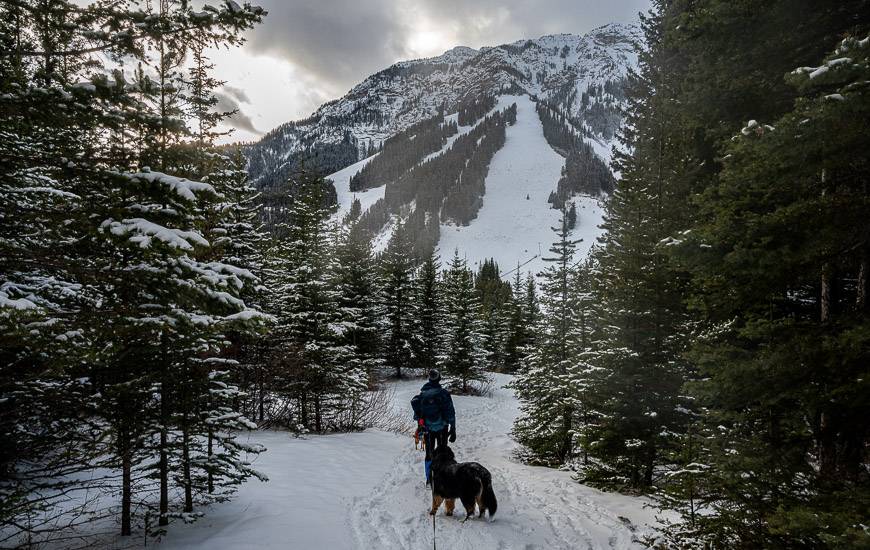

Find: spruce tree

[0,0,265,541]
[502,268,528,373]
[411,252,444,376]
[579,3,695,491]
[267,170,364,432]
[511,212,582,464]
[474,259,513,371]
[380,222,415,378]
[335,221,384,386]
[663,32,870,548]
[441,251,488,393]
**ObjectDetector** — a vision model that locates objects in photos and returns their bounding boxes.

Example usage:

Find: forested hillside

[510,1,870,547]
[2,1,869,549]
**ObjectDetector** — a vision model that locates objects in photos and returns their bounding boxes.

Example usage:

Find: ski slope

[151,374,660,550]
[327,154,382,223]
[437,95,604,277]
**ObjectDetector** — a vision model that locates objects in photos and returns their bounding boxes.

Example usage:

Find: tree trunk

[159,336,169,527]
[258,369,265,422]
[182,420,192,514]
[857,247,868,312]
[818,410,837,479]
[821,262,834,323]
[560,410,573,461]
[643,443,656,488]
[121,443,132,536]
[314,394,322,432]
[207,429,214,494]
[299,392,308,429]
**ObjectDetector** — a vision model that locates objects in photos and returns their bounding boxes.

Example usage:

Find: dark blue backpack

[419,388,444,424]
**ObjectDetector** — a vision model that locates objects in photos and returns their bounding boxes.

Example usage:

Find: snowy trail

[152,374,657,550]
[348,374,657,550]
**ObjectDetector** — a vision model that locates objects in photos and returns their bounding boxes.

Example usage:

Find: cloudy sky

[213,0,650,143]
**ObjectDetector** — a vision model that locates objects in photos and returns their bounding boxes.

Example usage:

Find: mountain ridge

[245,22,641,190]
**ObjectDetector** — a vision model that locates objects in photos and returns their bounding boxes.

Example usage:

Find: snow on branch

[124,169,222,202]
[100,218,210,250]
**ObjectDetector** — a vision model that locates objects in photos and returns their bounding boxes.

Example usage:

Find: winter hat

[428,369,441,382]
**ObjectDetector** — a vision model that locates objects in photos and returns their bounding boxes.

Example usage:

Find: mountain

[246,22,641,275]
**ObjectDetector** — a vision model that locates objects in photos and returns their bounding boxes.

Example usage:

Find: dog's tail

[481,471,497,518]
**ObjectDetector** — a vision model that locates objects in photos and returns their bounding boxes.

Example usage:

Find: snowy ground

[437,95,604,277]
[149,374,659,550]
[327,154,382,223]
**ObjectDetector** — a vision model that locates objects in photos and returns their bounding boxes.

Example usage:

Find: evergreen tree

[0,0,265,541]
[380,222,415,378]
[503,268,530,372]
[411,252,445,376]
[335,222,384,386]
[663,32,870,548]
[267,170,365,432]
[578,3,694,492]
[475,259,513,371]
[511,212,582,464]
[441,251,488,393]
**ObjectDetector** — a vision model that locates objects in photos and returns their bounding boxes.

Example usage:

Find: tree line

[355,103,516,257]
[0,4,530,542]
[0,0,274,545]
[536,100,615,208]
[511,2,870,547]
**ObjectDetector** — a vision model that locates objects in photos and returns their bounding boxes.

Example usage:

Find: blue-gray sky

[213,0,650,142]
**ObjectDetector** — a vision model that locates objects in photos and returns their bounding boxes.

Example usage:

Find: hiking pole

[431,468,437,550]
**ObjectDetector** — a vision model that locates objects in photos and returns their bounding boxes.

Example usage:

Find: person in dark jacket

[411,369,456,485]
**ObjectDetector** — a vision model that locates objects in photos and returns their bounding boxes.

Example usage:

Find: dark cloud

[246,0,650,100]
[415,0,650,46]
[215,87,260,135]
[246,0,411,97]
[221,84,251,104]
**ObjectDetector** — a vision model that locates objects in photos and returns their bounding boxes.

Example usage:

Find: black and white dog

[429,445,497,521]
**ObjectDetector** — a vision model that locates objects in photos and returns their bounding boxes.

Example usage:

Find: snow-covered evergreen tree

[441,251,488,393]
[411,252,445,376]
[511,211,583,464]
[0,1,266,541]
[379,222,415,378]
[266,170,365,432]
[335,221,384,386]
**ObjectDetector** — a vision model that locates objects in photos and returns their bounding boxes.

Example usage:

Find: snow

[437,95,604,277]
[142,374,659,550]
[101,218,210,250]
[16,186,79,199]
[125,170,219,202]
[0,289,39,310]
[327,155,383,222]
[225,309,273,323]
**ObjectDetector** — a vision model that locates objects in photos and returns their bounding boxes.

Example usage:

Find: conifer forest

[1,1,868,548]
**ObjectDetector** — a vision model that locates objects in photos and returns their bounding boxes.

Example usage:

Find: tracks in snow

[348,374,649,550]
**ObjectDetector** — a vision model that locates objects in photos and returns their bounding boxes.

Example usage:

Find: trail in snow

[349,374,658,550]
[437,95,604,277]
[148,374,659,550]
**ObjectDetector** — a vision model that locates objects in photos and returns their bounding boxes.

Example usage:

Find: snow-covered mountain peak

[401,45,480,66]
[245,23,640,235]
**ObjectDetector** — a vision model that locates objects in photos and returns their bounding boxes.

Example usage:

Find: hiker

[411,369,456,485]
